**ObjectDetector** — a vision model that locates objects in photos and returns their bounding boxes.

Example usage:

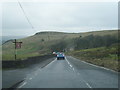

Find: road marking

[29,78,32,80]
[78,73,92,88]
[67,61,70,65]
[18,82,27,88]
[66,58,71,65]
[66,58,73,69]
[73,68,75,71]
[80,60,117,73]
[86,83,92,88]
[27,59,57,80]
[66,57,92,88]
[70,64,72,68]
[66,58,77,74]
[69,56,117,73]
[45,58,56,67]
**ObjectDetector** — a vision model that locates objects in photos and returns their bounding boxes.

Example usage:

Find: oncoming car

[57,52,65,60]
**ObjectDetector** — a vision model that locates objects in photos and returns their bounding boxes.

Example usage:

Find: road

[2,57,55,88]
[17,56,119,88]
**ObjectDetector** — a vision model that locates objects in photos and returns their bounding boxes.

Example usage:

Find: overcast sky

[2,1,118,36]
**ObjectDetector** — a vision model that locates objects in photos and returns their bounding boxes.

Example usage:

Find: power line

[17,0,34,29]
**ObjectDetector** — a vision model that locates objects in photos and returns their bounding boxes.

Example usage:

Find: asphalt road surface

[2,57,55,88]
[17,56,119,88]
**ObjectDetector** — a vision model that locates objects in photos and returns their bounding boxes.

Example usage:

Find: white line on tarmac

[29,78,32,80]
[45,58,57,67]
[66,58,74,69]
[67,61,70,65]
[78,73,92,88]
[80,60,117,73]
[70,56,117,73]
[86,83,92,88]
[66,58,71,65]
[27,59,57,81]
[73,68,75,71]
[18,82,27,88]
[66,57,92,88]
[70,64,72,68]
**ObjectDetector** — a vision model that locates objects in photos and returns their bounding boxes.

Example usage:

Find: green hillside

[2,30,118,60]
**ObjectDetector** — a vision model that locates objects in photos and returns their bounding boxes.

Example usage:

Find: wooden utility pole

[13,39,22,60]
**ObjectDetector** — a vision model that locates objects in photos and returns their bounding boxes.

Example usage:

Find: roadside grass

[2,52,40,60]
[66,44,119,71]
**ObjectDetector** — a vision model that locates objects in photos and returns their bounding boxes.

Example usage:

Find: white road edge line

[80,60,117,73]
[45,58,57,67]
[29,58,57,79]
[70,56,117,73]
[18,82,27,88]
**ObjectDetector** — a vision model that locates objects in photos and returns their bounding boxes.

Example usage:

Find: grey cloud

[2,2,118,36]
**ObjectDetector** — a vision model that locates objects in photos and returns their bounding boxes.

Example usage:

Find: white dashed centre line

[66,57,92,88]
[73,68,75,71]
[70,64,72,68]
[86,83,92,88]
[29,78,32,80]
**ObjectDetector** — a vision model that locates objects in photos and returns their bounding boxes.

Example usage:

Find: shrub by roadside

[66,45,119,72]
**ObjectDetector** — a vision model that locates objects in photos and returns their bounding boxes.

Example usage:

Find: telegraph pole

[13,39,22,60]
[14,39,17,60]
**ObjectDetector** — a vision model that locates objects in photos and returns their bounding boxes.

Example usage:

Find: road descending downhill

[18,56,118,88]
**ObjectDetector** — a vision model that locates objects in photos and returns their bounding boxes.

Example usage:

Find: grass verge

[66,44,119,72]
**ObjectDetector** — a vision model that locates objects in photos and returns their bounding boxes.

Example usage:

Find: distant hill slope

[2,30,118,60]
[2,36,27,44]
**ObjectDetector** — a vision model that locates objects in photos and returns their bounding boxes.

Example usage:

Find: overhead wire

[17,0,34,29]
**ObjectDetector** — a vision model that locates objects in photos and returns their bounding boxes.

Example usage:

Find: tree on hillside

[103,35,118,47]
[50,40,67,52]
[74,34,118,50]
